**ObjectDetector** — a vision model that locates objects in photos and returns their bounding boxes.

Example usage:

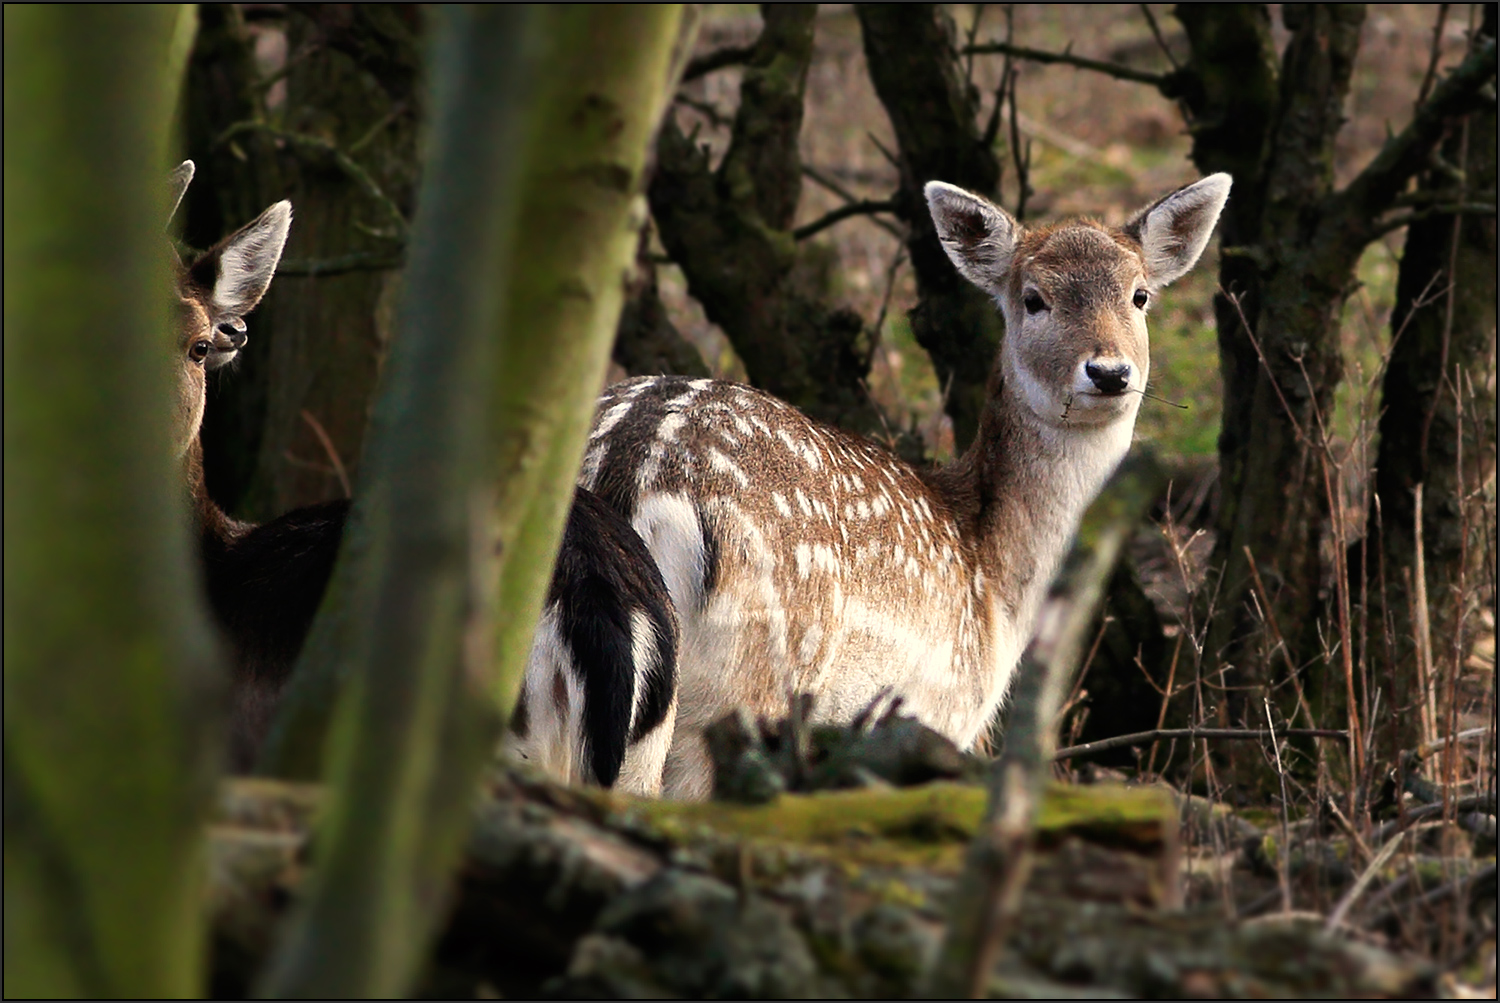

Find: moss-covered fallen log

[206,773,1439,998]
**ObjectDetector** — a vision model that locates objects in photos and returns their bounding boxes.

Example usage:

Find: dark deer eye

[1023,290,1048,315]
[190,340,212,363]
[1133,289,1149,309]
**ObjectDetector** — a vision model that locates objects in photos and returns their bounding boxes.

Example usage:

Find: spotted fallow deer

[580,174,1232,798]
[168,163,679,791]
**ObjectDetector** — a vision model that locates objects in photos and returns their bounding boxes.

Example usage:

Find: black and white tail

[507,488,679,795]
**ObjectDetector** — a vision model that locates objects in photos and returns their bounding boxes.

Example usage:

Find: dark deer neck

[185,438,249,552]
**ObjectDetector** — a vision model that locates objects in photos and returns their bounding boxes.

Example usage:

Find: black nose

[1085,361,1131,395]
[227,330,247,349]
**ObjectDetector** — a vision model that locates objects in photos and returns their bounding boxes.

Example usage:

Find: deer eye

[190,340,212,363]
[1023,290,1049,315]
[1133,289,1149,309]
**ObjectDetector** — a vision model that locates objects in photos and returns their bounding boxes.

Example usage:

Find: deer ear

[1125,173,1231,290]
[193,201,292,318]
[925,181,1019,297]
[167,160,195,228]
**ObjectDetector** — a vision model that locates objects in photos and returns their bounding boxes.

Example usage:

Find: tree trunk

[1197,5,1368,730]
[650,4,878,433]
[259,12,691,993]
[257,8,543,994]
[4,6,220,997]
[856,2,1004,453]
[1368,7,1498,755]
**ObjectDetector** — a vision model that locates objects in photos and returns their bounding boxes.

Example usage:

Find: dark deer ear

[191,201,292,318]
[925,181,1019,298]
[167,160,195,228]
[1123,173,1231,290]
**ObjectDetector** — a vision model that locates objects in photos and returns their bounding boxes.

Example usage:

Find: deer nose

[1085,361,1132,395]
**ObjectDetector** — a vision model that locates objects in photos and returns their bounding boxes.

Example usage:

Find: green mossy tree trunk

[856,2,1004,453]
[4,6,219,997]
[257,7,542,995]
[650,4,877,432]
[259,10,690,994]
[1367,7,1497,755]
[486,7,697,712]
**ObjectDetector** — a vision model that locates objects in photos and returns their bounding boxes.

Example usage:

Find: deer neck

[185,438,249,551]
[940,354,1137,637]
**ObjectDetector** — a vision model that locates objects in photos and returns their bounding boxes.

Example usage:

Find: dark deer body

[583,175,1232,798]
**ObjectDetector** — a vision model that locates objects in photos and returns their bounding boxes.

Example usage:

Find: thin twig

[348,102,408,156]
[1326,829,1408,930]
[1265,698,1293,914]
[1418,726,1492,757]
[1003,7,1033,222]
[1222,288,1308,445]
[1138,4,1181,71]
[1366,862,1496,931]
[1416,5,1453,108]
[963,4,987,87]
[792,199,900,241]
[300,410,352,498]
[962,39,1171,86]
[1055,726,1348,761]
[1242,546,1320,731]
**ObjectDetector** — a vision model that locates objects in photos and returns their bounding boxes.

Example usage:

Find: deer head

[167,161,292,458]
[925,174,1231,430]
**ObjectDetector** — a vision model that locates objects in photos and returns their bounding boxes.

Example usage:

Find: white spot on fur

[591,399,634,440]
[708,448,749,487]
[795,543,812,580]
[658,413,686,443]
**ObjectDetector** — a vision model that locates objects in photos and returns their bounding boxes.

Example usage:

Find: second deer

[169,163,679,791]
[582,174,1231,798]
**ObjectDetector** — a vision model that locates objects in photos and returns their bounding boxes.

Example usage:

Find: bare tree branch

[792,198,899,241]
[1334,37,1496,237]
[1369,201,1496,239]
[1055,727,1350,762]
[963,39,1171,86]
[681,43,755,82]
